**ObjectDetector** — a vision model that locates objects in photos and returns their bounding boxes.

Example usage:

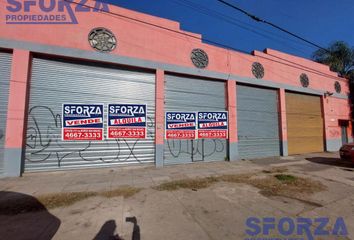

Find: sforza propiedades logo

[5,0,109,24]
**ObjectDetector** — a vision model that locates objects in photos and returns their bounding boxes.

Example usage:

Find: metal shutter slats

[237,85,281,159]
[0,52,12,176]
[164,75,227,165]
[25,58,155,171]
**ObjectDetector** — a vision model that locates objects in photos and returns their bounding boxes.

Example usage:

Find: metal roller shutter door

[286,92,324,154]
[25,57,155,171]
[237,85,280,159]
[164,75,227,165]
[0,52,12,176]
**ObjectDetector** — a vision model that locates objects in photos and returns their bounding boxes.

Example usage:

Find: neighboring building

[0,0,351,177]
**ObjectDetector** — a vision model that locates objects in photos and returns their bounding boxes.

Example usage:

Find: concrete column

[155,69,165,167]
[4,49,31,177]
[321,95,332,151]
[227,80,238,161]
[278,89,288,156]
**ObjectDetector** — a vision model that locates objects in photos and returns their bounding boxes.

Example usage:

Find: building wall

[0,0,351,176]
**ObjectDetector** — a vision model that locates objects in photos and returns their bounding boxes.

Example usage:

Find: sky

[103,0,354,60]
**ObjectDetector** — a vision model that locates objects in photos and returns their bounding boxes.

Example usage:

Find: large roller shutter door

[25,57,155,171]
[164,75,227,165]
[286,92,324,154]
[237,85,280,159]
[0,52,12,176]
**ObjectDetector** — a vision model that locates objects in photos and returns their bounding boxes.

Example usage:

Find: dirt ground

[1,152,354,240]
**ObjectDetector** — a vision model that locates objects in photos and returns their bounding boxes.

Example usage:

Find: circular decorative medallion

[88,28,117,53]
[252,62,265,79]
[300,73,309,88]
[334,81,341,93]
[191,49,209,68]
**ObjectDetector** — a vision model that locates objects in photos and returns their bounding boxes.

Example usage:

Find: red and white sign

[108,127,146,139]
[165,130,196,140]
[65,118,103,127]
[197,129,227,139]
[63,128,103,141]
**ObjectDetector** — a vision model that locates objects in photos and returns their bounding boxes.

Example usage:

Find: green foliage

[312,41,354,78]
[274,174,297,182]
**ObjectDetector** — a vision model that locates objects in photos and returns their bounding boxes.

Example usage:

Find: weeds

[154,172,327,199]
[0,186,141,215]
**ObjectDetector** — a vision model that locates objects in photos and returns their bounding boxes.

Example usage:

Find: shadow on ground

[94,220,124,240]
[0,191,61,240]
[306,157,354,169]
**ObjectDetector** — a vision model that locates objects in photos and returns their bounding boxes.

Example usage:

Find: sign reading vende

[62,104,104,141]
[165,112,196,139]
[197,111,228,139]
[108,104,147,139]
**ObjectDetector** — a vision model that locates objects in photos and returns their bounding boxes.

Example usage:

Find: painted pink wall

[0,0,348,97]
[155,69,165,145]
[227,80,237,143]
[5,49,31,148]
[278,89,288,141]
[325,97,352,140]
[0,0,351,149]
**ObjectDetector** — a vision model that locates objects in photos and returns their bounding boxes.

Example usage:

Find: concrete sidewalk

[1,158,263,195]
[0,152,350,195]
[1,152,354,240]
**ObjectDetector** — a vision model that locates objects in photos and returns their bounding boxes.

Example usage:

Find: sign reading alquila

[108,104,147,139]
[197,111,228,139]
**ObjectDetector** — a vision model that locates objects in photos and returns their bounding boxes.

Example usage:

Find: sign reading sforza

[62,104,104,141]
[108,104,147,139]
[197,111,228,139]
[165,112,197,139]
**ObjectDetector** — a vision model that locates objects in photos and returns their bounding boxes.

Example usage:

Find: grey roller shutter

[237,85,280,159]
[164,75,227,165]
[25,57,155,171]
[0,52,12,176]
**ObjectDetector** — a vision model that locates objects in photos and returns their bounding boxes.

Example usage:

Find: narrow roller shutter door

[164,75,227,165]
[237,85,281,159]
[0,52,12,176]
[25,57,155,171]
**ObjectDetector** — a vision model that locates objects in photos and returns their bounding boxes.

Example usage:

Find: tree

[312,41,354,81]
[313,41,354,135]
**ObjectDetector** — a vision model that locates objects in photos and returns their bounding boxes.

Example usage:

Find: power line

[63,0,342,80]
[171,0,314,55]
[217,0,329,53]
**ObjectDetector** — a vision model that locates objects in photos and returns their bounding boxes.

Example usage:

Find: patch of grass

[246,175,327,197]
[153,177,219,191]
[262,167,288,174]
[99,186,141,198]
[218,173,253,183]
[154,172,327,199]
[274,174,297,182]
[39,186,141,209]
[38,191,96,209]
[0,186,141,215]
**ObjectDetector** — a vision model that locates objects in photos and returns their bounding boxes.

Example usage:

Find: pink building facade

[0,0,351,176]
